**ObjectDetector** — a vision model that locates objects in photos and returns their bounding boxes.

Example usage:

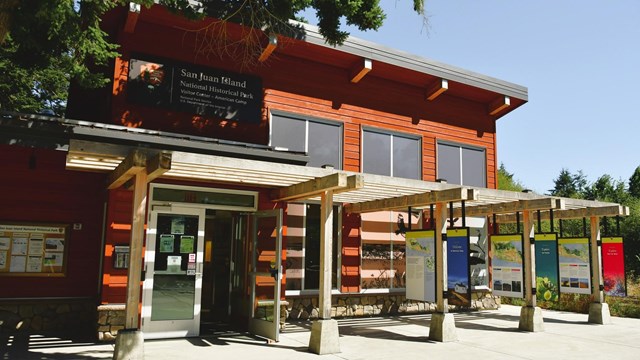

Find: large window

[271,112,343,169]
[285,203,340,292]
[361,210,421,290]
[362,129,421,179]
[437,141,486,187]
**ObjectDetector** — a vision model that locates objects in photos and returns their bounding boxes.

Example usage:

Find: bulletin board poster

[447,228,471,307]
[490,234,524,298]
[405,230,436,303]
[535,233,559,302]
[601,237,626,297]
[0,223,69,277]
[558,238,591,294]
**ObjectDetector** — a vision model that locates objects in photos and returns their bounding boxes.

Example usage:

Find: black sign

[127,58,262,124]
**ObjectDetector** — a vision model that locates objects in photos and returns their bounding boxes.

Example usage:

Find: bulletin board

[0,223,70,277]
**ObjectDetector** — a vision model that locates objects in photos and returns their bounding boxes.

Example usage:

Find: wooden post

[590,216,604,304]
[319,190,334,319]
[125,170,148,329]
[518,209,543,332]
[522,210,537,307]
[435,202,448,313]
[309,189,340,354]
[428,201,457,342]
[587,215,610,324]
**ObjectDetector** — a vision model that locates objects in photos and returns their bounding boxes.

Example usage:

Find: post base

[112,329,144,360]
[519,306,544,332]
[428,312,458,342]
[308,319,340,355]
[588,302,611,324]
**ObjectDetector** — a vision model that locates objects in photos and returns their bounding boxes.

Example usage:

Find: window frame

[284,202,342,296]
[436,140,487,187]
[269,110,344,170]
[361,126,422,180]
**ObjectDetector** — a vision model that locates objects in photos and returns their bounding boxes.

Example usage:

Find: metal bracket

[442,233,448,242]
[597,240,602,247]
[599,285,605,291]
[532,287,537,296]
[443,290,449,298]
[530,237,535,244]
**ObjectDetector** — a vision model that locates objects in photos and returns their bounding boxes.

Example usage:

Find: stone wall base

[0,298,95,337]
[97,304,126,342]
[285,290,500,320]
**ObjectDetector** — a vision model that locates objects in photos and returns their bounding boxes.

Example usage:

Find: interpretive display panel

[535,233,559,302]
[601,237,626,297]
[490,234,524,298]
[405,230,436,302]
[0,223,69,277]
[447,228,471,306]
[558,237,591,294]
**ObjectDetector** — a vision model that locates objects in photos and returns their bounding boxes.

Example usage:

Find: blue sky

[300,1,640,194]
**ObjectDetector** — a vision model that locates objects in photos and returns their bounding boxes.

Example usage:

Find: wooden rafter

[452,198,564,218]
[271,173,363,202]
[350,58,372,83]
[123,2,141,33]
[488,95,510,115]
[107,149,146,190]
[495,205,629,223]
[258,33,278,62]
[345,187,477,214]
[124,152,172,189]
[425,78,448,101]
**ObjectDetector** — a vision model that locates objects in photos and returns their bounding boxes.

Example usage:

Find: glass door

[142,206,205,339]
[249,209,283,342]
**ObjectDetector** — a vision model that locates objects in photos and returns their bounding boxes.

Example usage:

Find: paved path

[3,305,640,359]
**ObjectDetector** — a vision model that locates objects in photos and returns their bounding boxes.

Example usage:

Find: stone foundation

[97,304,126,341]
[285,290,499,320]
[0,298,95,336]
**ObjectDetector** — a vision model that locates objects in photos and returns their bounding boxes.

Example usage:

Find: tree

[0,0,427,113]
[497,163,525,192]
[629,166,640,199]
[584,174,628,204]
[549,168,587,198]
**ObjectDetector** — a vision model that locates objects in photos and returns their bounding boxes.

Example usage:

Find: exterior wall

[0,145,106,334]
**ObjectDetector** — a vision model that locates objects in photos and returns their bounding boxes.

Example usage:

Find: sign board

[447,228,471,307]
[601,237,626,297]
[490,234,524,298]
[405,230,436,302]
[535,233,559,302]
[0,223,69,277]
[558,237,591,294]
[127,57,263,124]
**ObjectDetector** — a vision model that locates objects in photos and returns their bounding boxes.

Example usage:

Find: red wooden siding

[0,145,106,298]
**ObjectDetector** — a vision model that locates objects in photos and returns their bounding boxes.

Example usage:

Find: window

[437,142,486,187]
[271,112,343,169]
[285,203,340,292]
[362,129,421,179]
[360,210,421,290]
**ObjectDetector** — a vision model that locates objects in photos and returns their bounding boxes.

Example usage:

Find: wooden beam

[425,79,448,101]
[488,95,510,115]
[350,58,372,83]
[107,150,146,190]
[453,198,563,217]
[124,170,147,329]
[123,2,141,33]
[124,152,172,190]
[258,33,278,62]
[496,205,629,223]
[271,173,362,202]
[345,187,477,214]
[146,152,172,183]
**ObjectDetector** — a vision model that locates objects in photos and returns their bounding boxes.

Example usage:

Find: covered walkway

[4,305,640,359]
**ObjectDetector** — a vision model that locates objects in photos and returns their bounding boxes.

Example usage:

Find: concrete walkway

[3,305,640,359]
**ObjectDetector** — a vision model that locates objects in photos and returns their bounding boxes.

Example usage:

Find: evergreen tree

[629,166,640,199]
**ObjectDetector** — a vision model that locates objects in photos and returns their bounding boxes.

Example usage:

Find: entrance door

[142,206,205,339]
[249,209,283,342]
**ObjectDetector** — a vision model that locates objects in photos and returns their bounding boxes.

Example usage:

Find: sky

[300,0,640,194]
